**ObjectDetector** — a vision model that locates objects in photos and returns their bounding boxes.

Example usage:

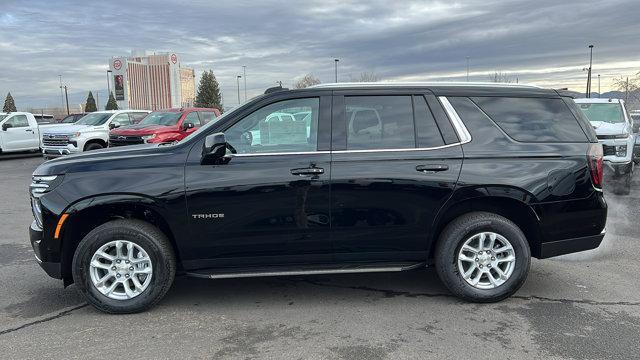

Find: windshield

[139,112,183,126]
[75,113,112,126]
[61,115,77,123]
[577,103,625,124]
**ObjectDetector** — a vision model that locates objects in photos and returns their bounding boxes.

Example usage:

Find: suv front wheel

[72,219,176,313]
[435,212,531,302]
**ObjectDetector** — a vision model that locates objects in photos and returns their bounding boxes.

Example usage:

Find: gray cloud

[1,0,639,110]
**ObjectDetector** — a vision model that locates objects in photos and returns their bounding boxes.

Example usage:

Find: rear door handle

[416,164,449,173]
[291,167,324,176]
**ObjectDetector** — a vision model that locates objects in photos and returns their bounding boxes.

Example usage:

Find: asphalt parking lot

[0,154,639,359]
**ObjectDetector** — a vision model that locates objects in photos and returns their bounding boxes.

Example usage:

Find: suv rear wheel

[435,212,530,302]
[72,219,176,313]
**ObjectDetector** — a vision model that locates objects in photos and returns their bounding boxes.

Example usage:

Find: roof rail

[264,86,289,94]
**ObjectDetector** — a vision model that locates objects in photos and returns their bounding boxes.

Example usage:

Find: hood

[34,143,167,176]
[111,123,177,135]
[42,124,98,135]
[590,121,628,136]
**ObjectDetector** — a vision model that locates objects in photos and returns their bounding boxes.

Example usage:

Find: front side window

[199,111,218,124]
[346,96,415,150]
[6,115,29,128]
[226,97,319,154]
[61,115,77,123]
[111,113,132,127]
[76,113,111,126]
[577,103,625,124]
[183,112,201,127]
[129,112,149,123]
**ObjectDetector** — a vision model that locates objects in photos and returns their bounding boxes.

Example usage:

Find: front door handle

[291,167,324,176]
[25,129,33,132]
[416,164,449,173]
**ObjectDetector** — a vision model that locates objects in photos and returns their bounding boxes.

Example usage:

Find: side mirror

[201,132,228,165]
[182,122,195,131]
[109,123,120,130]
[2,123,12,131]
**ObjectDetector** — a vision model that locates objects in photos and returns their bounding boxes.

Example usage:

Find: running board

[186,262,426,280]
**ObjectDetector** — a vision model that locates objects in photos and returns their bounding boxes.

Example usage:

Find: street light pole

[242,66,247,101]
[58,75,64,111]
[106,70,112,95]
[334,59,339,83]
[63,85,70,115]
[466,56,470,82]
[236,75,242,105]
[586,44,594,98]
[598,74,601,98]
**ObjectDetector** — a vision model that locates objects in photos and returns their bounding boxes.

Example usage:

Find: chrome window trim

[224,96,472,157]
[438,96,472,144]
[227,151,330,157]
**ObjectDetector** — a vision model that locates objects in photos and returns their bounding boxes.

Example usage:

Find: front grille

[109,135,144,147]
[602,144,616,156]
[42,134,70,147]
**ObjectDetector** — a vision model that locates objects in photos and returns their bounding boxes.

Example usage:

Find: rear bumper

[29,221,61,279]
[538,229,606,258]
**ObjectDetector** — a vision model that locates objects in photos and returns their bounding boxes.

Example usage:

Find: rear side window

[413,95,445,148]
[345,96,415,150]
[199,111,218,124]
[471,97,587,142]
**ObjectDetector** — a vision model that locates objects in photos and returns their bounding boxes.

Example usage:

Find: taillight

[587,143,603,190]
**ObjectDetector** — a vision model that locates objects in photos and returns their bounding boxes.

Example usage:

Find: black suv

[29,83,607,313]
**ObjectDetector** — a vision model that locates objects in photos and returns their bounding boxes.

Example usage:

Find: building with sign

[108,51,196,110]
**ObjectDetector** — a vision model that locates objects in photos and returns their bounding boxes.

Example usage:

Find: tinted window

[472,97,586,142]
[414,95,444,148]
[60,115,77,123]
[226,97,319,154]
[346,96,415,150]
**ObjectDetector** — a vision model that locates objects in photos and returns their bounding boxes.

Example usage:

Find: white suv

[41,110,149,159]
[575,98,634,194]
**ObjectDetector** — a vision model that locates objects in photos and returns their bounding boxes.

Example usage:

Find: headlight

[616,145,627,157]
[31,197,43,228]
[30,175,63,228]
[614,132,630,139]
[72,132,81,138]
[142,134,157,142]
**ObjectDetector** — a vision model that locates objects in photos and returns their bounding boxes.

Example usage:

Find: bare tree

[488,71,515,83]
[611,72,640,104]
[351,72,380,82]
[294,74,321,89]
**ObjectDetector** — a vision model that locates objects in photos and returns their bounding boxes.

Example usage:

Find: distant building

[108,51,196,110]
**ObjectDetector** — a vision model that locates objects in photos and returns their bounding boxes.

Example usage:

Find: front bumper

[539,229,606,258]
[42,144,80,158]
[604,159,633,181]
[29,221,61,279]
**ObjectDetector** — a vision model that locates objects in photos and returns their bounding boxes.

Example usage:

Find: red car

[109,107,221,147]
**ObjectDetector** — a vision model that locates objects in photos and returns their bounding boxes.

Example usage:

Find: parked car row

[574,98,637,194]
[0,107,221,158]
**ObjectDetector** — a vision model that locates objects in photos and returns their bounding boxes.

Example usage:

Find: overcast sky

[1,0,639,111]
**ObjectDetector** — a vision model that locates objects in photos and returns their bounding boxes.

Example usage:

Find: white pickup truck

[41,110,150,159]
[0,112,41,154]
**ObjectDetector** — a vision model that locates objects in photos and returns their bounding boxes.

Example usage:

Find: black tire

[612,171,632,195]
[84,142,104,151]
[72,219,176,314]
[434,212,531,303]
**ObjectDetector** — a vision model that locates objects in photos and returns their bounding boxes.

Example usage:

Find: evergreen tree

[3,92,17,112]
[195,70,223,110]
[84,91,97,112]
[105,92,119,110]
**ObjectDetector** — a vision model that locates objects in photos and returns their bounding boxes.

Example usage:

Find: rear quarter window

[471,97,588,142]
